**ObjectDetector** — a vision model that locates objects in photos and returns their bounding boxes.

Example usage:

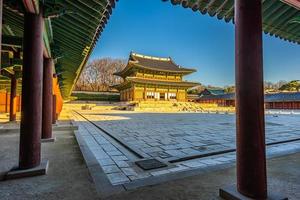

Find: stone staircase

[64,101,235,113]
[121,101,205,112]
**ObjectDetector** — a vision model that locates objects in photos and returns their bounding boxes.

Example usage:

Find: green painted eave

[165,0,300,44]
[43,19,53,57]
[48,0,115,98]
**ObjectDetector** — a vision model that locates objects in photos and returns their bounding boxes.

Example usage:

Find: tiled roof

[130,53,196,73]
[198,92,300,102]
[199,93,235,100]
[201,88,225,96]
[199,88,225,96]
[114,53,197,77]
[265,92,300,102]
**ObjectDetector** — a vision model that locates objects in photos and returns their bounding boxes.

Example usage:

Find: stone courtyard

[68,103,300,196]
[1,102,300,199]
[80,112,300,160]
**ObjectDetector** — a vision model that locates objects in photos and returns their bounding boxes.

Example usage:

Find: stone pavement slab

[72,110,300,197]
[82,112,300,162]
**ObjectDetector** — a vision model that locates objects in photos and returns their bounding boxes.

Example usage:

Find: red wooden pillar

[9,75,17,121]
[5,91,8,113]
[52,94,57,124]
[0,0,2,70]
[42,58,53,139]
[292,102,295,109]
[235,0,266,198]
[19,11,44,169]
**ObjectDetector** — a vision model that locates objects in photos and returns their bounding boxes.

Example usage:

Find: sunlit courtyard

[70,103,300,190]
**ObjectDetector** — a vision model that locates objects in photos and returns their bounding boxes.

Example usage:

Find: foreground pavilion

[0,0,300,199]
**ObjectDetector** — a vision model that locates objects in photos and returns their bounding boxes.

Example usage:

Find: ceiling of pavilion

[2,0,116,98]
[166,0,300,44]
[1,0,300,98]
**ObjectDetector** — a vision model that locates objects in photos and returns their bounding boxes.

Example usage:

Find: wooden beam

[22,0,53,58]
[22,0,39,14]
[1,69,13,77]
[1,58,23,70]
[281,0,300,10]
[2,35,23,48]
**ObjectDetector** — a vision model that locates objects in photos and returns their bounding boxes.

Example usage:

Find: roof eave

[132,63,196,74]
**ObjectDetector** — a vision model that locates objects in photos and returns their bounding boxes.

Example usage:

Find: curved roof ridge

[131,52,171,61]
[131,63,196,73]
[115,52,197,77]
[168,57,193,70]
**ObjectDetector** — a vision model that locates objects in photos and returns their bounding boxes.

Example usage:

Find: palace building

[197,91,300,109]
[113,53,199,102]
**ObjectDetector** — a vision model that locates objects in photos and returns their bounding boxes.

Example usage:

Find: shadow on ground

[106,152,299,200]
[0,126,98,200]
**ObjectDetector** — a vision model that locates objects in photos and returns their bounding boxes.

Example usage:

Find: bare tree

[75,58,126,92]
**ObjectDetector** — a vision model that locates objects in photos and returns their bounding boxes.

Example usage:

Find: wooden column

[5,90,8,113]
[132,86,135,101]
[235,0,267,198]
[19,11,44,169]
[9,75,17,121]
[42,58,53,139]
[0,0,2,70]
[52,94,57,124]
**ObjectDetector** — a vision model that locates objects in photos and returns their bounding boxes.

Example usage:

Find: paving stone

[200,159,223,165]
[142,147,162,153]
[181,148,200,154]
[165,150,186,157]
[95,138,110,145]
[214,156,234,162]
[169,165,189,173]
[106,150,123,156]
[111,155,128,161]
[176,143,194,149]
[149,142,161,147]
[93,152,110,159]
[102,144,118,152]
[102,165,121,173]
[161,145,178,150]
[148,151,172,159]
[107,172,130,185]
[97,158,115,166]
[182,161,207,168]
[150,169,171,176]
[121,167,138,176]
[115,160,130,168]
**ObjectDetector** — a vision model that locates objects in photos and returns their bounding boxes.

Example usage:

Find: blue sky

[90,0,300,87]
